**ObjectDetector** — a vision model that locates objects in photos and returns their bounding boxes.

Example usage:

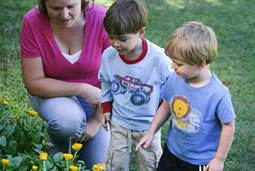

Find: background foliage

[0,0,254,170]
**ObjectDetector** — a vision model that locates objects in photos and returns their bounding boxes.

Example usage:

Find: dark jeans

[157,145,206,171]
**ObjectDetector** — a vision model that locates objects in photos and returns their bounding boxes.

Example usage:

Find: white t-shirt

[62,50,81,64]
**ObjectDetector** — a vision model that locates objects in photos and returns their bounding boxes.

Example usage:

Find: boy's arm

[136,100,171,150]
[205,120,235,171]
[99,79,113,132]
[102,112,111,132]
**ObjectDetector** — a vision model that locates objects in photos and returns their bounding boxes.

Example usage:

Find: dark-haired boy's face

[109,32,141,56]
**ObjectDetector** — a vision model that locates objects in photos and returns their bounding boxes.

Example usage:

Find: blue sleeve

[160,72,175,101]
[216,94,236,123]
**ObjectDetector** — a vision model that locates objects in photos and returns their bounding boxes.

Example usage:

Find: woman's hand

[79,84,101,106]
[75,107,103,142]
[76,118,100,142]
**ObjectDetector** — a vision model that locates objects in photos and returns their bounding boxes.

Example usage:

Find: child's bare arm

[205,120,235,171]
[135,100,171,151]
[102,112,111,132]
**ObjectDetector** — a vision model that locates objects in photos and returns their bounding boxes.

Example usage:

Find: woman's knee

[41,97,86,137]
[47,116,85,137]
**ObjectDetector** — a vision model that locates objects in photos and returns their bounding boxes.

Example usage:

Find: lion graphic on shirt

[171,96,191,128]
[170,95,201,134]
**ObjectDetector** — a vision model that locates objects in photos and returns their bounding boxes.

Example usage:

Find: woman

[20,0,110,169]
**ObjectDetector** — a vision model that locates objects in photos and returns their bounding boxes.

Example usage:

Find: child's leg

[135,130,162,171]
[106,121,132,170]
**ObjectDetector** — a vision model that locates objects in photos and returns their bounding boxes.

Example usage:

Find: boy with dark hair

[98,0,173,170]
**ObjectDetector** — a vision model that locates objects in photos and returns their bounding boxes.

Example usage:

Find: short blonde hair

[165,21,218,65]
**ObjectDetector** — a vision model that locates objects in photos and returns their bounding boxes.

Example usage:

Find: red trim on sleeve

[102,101,112,114]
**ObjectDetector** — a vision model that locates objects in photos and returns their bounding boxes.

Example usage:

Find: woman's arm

[22,57,101,105]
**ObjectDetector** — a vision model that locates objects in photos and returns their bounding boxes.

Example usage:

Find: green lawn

[0,0,254,170]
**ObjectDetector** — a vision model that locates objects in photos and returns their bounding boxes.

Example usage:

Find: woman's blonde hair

[165,21,218,65]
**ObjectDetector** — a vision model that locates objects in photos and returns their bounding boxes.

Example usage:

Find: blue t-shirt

[161,72,236,165]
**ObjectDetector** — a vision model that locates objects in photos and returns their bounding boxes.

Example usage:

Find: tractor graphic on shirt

[111,75,153,106]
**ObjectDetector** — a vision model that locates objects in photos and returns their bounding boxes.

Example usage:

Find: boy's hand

[205,158,224,171]
[102,112,111,132]
[135,132,154,151]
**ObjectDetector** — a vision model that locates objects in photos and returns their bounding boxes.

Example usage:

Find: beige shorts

[106,121,162,171]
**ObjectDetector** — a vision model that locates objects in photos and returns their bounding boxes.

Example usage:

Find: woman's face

[45,0,82,28]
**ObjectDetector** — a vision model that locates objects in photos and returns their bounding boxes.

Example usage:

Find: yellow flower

[92,164,99,171]
[69,165,79,171]
[3,100,8,105]
[72,143,83,151]
[99,163,106,169]
[2,159,9,165]
[63,153,73,161]
[27,110,38,116]
[92,163,106,171]
[32,165,38,170]
[39,153,48,160]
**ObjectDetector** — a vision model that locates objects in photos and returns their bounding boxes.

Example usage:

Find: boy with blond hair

[98,0,173,170]
[136,21,236,171]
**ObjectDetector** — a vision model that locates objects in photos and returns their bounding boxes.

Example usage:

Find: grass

[0,0,254,170]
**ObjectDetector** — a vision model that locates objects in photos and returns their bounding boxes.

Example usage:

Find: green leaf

[19,166,29,171]
[53,152,63,162]
[12,156,23,168]
[0,116,9,123]
[2,125,15,137]
[46,142,55,147]
[34,148,44,154]
[0,136,6,146]
[8,140,17,155]
[45,159,54,170]
[37,132,46,138]
[49,166,59,171]
[33,143,43,150]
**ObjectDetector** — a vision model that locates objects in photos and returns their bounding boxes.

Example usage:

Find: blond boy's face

[171,58,200,79]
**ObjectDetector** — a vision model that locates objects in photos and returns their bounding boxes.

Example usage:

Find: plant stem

[66,161,69,171]
[43,160,46,171]
[72,150,78,163]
